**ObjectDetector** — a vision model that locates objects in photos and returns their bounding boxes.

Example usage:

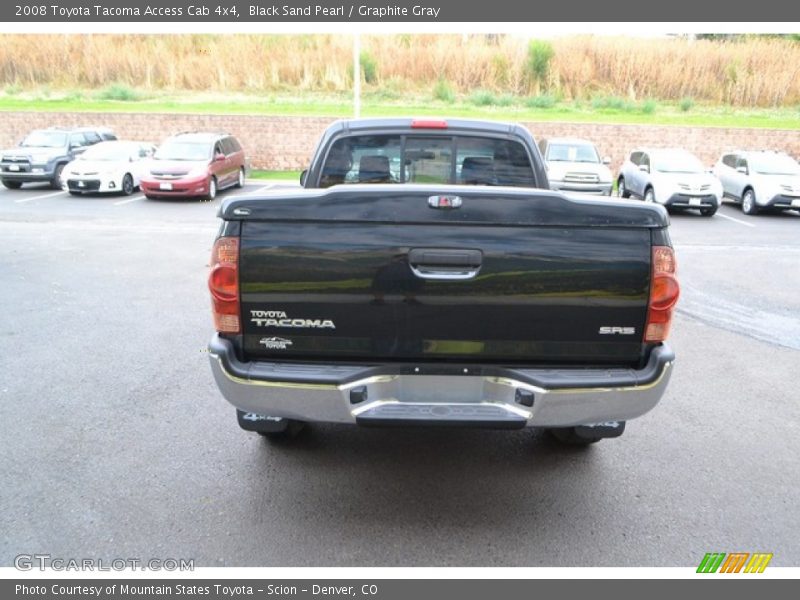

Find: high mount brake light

[644,246,680,343]
[209,237,240,334]
[411,119,448,129]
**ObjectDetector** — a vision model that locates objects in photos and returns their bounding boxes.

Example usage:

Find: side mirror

[638,164,649,173]
[214,153,226,162]
[300,169,308,186]
[602,156,611,165]
[736,166,748,175]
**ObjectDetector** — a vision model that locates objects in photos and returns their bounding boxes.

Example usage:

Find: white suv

[617,148,722,217]
[713,151,800,216]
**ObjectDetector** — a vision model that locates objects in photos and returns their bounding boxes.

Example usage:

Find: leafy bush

[359,51,378,84]
[592,95,634,111]
[469,89,496,106]
[679,96,695,112]
[98,83,140,101]
[641,99,657,114]
[526,40,554,87]
[370,77,403,101]
[433,78,455,103]
[496,93,515,107]
[526,94,557,109]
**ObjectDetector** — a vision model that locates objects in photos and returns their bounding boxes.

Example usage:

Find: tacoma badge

[250,310,336,329]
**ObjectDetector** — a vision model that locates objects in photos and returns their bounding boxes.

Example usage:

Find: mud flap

[574,420,626,440]
[236,409,290,433]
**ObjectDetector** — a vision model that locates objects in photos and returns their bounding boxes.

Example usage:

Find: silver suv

[617,148,722,217]
[713,151,800,215]
[538,137,612,195]
[0,126,116,189]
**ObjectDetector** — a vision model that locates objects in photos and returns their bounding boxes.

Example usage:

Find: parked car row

[0,128,248,201]
[538,136,800,218]
[3,124,798,215]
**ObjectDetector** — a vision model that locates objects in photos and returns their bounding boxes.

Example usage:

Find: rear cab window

[318,133,535,188]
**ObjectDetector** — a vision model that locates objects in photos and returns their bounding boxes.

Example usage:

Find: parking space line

[716,212,756,228]
[14,190,67,204]
[113,194,145,206]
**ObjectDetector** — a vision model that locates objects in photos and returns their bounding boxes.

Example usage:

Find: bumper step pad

[355,402,527,429]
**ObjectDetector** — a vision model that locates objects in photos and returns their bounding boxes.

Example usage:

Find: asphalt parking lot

[1,182,798,568]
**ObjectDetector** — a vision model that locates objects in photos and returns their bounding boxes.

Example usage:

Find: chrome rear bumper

[209,335,674,428]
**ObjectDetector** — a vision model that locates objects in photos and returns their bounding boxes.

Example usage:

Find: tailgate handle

[408,248,483,281]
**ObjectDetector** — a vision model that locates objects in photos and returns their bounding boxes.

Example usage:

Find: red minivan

[140,132,247,200]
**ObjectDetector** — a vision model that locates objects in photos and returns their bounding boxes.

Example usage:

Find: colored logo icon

[697,552,773,573]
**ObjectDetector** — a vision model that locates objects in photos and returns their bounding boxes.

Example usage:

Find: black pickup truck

[208,118,678,445]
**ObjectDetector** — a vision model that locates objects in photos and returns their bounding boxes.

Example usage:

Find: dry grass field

[1,34,799,107]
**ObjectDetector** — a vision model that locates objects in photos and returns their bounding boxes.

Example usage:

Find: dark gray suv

[0,126,116,189]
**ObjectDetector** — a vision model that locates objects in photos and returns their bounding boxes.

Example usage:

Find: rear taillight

[209,237,240,334]
[644,246,680,343]
[411,119,448,129]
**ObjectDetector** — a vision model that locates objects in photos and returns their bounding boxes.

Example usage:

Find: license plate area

[159,182,173,190]
[689,198,702,206]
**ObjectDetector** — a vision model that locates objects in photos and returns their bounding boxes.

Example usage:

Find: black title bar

[3,0,800,22]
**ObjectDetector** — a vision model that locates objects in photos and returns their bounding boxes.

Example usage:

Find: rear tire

[1,179,22,189]
[742,188,759,215]
[644,186,655,203]
[68,190,82,196]
[549,427,603,446]
[700,206,717,217]
[548,421,626,446]
[236,167,245,188]
[617,177,630,198]
[257,420,306,440]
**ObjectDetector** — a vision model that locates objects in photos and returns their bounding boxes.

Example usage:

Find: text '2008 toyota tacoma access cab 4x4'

[207,118,679,446]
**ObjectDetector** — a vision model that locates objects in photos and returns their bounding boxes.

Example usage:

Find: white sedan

[63,141,155,196]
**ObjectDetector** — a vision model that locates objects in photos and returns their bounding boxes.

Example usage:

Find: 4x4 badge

[259,337,293,350]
